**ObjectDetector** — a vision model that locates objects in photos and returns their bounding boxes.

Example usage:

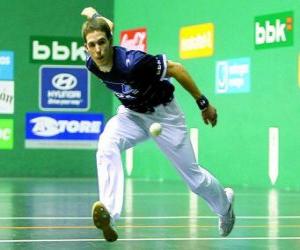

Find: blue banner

[0,51,14,80]
[25,113,104,149]
[40,66,89,111]
[215,57,251,94]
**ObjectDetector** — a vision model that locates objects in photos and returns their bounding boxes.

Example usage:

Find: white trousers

[96,99,230,221]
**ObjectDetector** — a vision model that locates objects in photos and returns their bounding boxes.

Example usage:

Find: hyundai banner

[25,112,104,149]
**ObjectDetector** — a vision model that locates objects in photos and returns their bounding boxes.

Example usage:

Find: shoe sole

[92,201,118,242]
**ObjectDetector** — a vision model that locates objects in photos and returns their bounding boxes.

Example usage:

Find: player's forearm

[166,61,202,100]
[167,60,211,111]
[81,7,114,31]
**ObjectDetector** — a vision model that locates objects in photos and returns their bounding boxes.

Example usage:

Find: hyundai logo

[52,73,77,90]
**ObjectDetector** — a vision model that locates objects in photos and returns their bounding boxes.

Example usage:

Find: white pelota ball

[149,122,162,137]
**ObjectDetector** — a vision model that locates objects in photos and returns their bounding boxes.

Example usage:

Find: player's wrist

[92,13,102,19]
[196,95,209,111]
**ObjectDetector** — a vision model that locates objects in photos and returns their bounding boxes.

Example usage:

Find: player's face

[85,30,113,66]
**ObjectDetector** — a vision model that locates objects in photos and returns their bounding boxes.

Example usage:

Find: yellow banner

[179,23,214,59]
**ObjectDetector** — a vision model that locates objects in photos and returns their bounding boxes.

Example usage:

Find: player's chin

[95,57,103,62]
[97,57,108,65]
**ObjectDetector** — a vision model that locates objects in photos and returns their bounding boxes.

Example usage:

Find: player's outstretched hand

[81,7,98,19]
[201,105,217,127]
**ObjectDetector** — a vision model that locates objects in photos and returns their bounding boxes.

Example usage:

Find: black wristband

[196,95,209,111]
[92,13,102,19]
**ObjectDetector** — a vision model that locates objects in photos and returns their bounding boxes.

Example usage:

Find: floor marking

[269,127,279,185]
[0,216,300,220]
[190,128,199,162]
[0,193,98,197]
[0,237,300,243]
[0,217,91,220]
[0,224,299,230]
[0,226,94,230]
[0,192,299,197]
[121,216,300,220]
[125,147,134,176]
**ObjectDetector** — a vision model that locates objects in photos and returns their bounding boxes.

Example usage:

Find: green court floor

[0,178,299,249]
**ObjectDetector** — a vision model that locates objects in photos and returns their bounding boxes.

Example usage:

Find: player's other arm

[166,60,217,127]
[81,7,114,31]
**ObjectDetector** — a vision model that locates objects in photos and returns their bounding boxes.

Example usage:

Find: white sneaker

[218,188,235,237]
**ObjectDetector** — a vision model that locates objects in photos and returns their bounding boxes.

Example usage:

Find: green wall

[0,0,113,177]
[114,0,300,188]
[1,0,299,189]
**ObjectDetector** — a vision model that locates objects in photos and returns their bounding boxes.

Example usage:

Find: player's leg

[151,100,235,235]
[94,106,149,241]
[153,124,229,215]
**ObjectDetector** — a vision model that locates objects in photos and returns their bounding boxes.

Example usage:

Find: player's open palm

[201,105,217,127]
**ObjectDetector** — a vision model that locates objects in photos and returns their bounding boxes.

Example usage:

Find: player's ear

[84,43,88,51]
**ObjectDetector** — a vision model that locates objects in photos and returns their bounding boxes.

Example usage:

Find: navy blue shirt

[86,46,174,113]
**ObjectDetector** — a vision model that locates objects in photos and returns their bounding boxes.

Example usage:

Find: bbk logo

[30,36,86,64]
[120,28,147,52]
[255,11,293,49]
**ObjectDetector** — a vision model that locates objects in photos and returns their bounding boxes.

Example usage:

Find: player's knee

[188,175,212,194]
[189,184,200,194]
[96,137,120,160]
[97,144,116,158]
[96,147,115,167]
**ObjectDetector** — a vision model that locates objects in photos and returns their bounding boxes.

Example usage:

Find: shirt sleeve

[129,52,168,83]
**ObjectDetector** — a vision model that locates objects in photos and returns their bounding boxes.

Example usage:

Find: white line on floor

[0,192,298,197]
[0,216,299,220]
[0,237,300,243]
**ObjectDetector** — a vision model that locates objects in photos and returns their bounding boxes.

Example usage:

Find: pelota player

[81,7,235,242]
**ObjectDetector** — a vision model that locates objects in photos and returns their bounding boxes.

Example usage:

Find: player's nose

[95,44,101,52]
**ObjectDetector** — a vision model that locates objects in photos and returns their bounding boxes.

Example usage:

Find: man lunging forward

[81,7,235,242]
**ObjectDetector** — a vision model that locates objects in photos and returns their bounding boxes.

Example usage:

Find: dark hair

[81,18,112,42]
